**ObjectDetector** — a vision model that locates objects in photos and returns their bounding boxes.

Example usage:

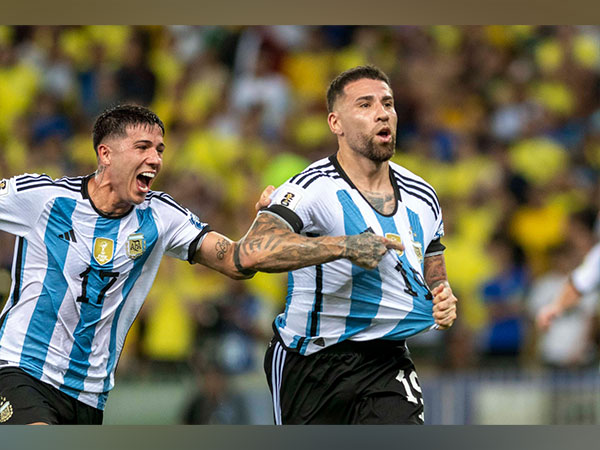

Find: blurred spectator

[230,38,290,141]
[77,41,118,120]
[192,280,270,375]
[478,232,530,364]
[115,28,157,105]
[180,351,250,425]
[30,91,72,146]
[178,280,271,424]
[527,243,598,369]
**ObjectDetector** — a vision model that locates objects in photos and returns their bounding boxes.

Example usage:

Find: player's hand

[432,284,457,329]
[255,185,275,211]
[536,303,561,332]
[344,234,404,270]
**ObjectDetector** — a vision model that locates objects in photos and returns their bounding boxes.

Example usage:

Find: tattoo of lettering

[215,239,230,260]
[362,190,396,215]
[423,254,448,290]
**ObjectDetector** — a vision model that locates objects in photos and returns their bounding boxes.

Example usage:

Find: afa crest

[413,241,424,264]
[0,396,13,423]
[126,233,146,260]
[93,238,114,265]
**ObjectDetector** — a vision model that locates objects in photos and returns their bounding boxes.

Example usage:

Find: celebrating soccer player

[259,66,458,424]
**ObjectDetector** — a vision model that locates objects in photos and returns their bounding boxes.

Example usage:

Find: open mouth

[136,171,155,193]
[376,128,392,141]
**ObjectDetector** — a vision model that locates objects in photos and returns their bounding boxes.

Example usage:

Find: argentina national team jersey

[263,155,445,356]
[0,174,209,409]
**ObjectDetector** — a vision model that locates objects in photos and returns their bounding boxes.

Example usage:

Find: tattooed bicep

[250,212,295,233]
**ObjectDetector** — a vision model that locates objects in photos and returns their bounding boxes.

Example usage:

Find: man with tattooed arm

[257,66,458,424]
[0,104,401,425]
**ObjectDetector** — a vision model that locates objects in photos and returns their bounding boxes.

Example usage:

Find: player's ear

[97,143,111,166]
[328,112,343,136]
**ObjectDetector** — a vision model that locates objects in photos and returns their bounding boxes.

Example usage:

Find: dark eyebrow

[355,95,375,103]
[134,139,165,150]
[354,95,394,103]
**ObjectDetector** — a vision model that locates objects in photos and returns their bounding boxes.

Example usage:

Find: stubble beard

[350,133,396,163]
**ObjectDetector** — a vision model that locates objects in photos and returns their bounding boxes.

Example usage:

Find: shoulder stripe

[397,180,440,216]
[393,169,440,210]
[147,192,188,216]
[293,168,337,188]
[17,182,81,193]
[55,176,84,187]
[302,173,331,189]
[289,162,334,184]
[16,174,52,186]
[393,172,440,215]
[16,175,83,193]
[396,181,439,220]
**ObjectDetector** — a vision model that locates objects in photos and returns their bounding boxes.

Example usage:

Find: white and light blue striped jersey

[0,174,209,410]
[571,241,600,295]
[263,155,445,356]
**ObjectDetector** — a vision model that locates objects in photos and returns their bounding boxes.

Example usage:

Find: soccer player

[257,66,458,424]
[0,104,402,425]
[536,239,600,333]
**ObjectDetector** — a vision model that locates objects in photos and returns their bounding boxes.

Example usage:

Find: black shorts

[0,367,103,425]
[264,336,424,424]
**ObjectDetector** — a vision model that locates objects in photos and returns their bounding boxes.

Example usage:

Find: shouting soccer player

[0,104,402,425]
[259,66,458,424]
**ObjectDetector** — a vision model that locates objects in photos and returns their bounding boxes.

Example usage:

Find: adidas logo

[313,337,325,347]
[58,229,77,243]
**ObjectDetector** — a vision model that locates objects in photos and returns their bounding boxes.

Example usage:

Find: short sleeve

[0,174,52,237]
[259,179,336,235]
[424,192,444,257]
[151,193,211,262]
[571,242,600,295]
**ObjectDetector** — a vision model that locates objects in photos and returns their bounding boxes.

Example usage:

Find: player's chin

[130,191,148,204]
[370,144,395,162]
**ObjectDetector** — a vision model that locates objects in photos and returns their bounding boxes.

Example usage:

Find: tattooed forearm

[237,213,393,272]
[362,190,396,215]
[238,214,341,272]
[215,238,231,260]
[233,242,256,276]
[423,254,449,290]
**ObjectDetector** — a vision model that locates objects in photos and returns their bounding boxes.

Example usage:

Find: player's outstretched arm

[193,212,404,279]
[192,232,251,279]
[424,253,457,329]
[190,184,277,280]
[536,279,582,331]
[234,213,404,273]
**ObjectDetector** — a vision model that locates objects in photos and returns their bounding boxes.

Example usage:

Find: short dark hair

[92,104,165,154]
[326,65,391,113]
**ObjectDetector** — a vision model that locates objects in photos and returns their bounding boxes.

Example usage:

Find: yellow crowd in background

[1,25,600,371]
